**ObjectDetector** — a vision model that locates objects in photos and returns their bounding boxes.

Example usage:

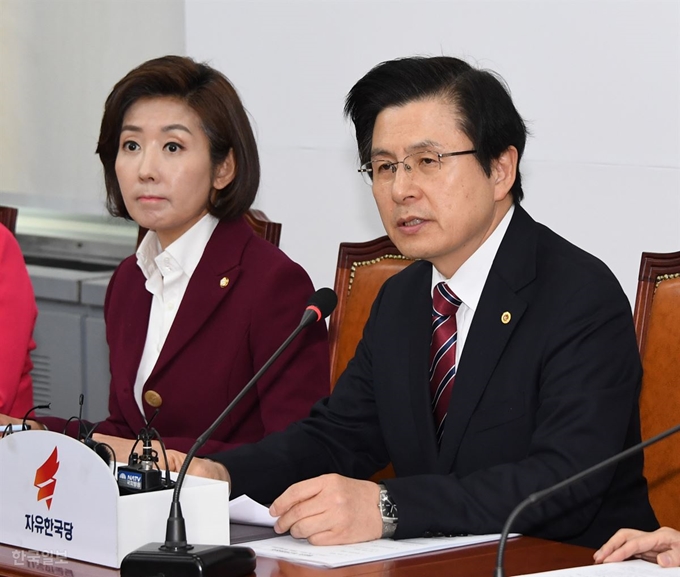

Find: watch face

[380,490,398,520]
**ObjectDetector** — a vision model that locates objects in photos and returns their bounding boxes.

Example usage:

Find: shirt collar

[432,204,515,311]
[136,213,219,281]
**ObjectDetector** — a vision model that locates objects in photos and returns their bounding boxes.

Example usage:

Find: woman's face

[115,96,235,249]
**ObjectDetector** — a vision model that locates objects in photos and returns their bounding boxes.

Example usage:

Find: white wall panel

[185,0,680,303]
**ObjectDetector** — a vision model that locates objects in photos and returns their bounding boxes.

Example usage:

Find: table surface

[0,536,596,577]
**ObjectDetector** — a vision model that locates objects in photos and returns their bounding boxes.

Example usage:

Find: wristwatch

[378,484,398,538]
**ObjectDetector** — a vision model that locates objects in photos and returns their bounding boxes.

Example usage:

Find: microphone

[300,286,337,326]
[117,410,175,494]
[494,421,680,577]
[68,395,114,467]
[1,403,50,437]
[121,288,338,577]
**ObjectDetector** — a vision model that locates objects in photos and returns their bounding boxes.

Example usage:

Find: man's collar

[432,204,515,311]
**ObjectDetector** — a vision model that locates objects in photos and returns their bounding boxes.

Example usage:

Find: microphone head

[84,438,112,467]
[305,288,338,322]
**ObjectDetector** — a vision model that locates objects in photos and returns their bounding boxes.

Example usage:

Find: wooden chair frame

[0,206,18,235]
[328,235,413,388]
[327,235,414,482]
[633,250,680,354]
[633,249,680,529]
[136,208,282,249]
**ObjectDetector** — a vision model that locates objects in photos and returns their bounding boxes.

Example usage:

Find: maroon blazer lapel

[106,265,153,398]
[149,217,254,380]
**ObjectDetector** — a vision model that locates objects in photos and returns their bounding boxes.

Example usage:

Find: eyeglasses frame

[358,149,477,185]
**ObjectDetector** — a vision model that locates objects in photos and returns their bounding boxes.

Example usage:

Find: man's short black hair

[344,56,527,202]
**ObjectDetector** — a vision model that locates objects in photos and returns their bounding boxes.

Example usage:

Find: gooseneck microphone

[1,403,50,437]
[121,288,338,577]
[494,421,680,577]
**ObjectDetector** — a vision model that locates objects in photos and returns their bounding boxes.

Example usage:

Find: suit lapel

[437,206,538,471]
[148,217,252,381]
[405,262,440,470]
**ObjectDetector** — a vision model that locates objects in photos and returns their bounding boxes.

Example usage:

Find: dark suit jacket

[216,206,657,548]
[41,217,330,454]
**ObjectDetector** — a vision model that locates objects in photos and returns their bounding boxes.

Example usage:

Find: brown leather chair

[328,235,414,482]
[0,206,18,235]
[136,208,282,249]
[328,235,414,389]
[633,250,680,529]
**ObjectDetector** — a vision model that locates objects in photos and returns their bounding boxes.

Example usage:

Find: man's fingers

[658,548,680,568]
[270,476,326,517]
[275,490,330,533]
[269,475,382,545]
[594,529,644,562]
[286,511,330,540]
[596,528,680,565]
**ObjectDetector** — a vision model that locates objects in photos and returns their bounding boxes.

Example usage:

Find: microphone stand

[494,422,680,577]
[121,288,337,577]
[164,312,319,551]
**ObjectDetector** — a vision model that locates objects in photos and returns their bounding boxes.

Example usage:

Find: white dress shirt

[132,213,219,416]
[431,204,515,367]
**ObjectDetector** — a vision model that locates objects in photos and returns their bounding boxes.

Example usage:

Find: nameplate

[0,431,230,567]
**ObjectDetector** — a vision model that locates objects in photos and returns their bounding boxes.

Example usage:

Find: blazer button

[144,390,163,408]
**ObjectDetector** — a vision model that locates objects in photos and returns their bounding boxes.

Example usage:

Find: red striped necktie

[429,282,462,445]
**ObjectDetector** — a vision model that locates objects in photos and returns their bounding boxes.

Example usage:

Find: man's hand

[0,414,44,431]
[163,449,230,483]
[269,474,382,545]
[594,527,680,567]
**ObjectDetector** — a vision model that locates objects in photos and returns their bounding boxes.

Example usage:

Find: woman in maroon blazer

[1,56,329,457]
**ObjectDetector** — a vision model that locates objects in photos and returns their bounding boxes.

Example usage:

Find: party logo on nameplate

[35,447,59,510]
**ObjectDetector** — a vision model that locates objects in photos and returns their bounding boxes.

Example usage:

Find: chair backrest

[0,206,18,235]
[243,208,282,247]
[136,208,282,249]
[328,235,414,389]
[328,235,413,483]
[633,250,680,529]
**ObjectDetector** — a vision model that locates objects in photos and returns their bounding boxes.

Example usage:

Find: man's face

[369,98,515,278]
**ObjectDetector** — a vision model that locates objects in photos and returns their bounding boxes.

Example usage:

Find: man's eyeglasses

[358,149,477,187]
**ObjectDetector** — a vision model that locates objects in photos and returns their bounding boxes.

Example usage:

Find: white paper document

[517,558,680,576]
[240,533,511,568]
[229,494,278,527]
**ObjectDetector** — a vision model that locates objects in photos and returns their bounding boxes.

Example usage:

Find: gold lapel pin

[501,311,512,324]
[219,277,229,289]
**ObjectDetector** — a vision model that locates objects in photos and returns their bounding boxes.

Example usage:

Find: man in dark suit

[171,56,658,548]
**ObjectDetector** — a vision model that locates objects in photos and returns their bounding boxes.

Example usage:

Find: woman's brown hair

[97,55,260,220]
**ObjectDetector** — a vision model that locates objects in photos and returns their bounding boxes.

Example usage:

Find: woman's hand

[164,449,231,483]
[0,413,45,432]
